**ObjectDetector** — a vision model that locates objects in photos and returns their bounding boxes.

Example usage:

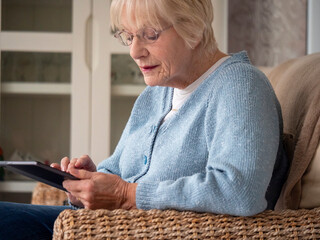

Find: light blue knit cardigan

[98,51,286,216]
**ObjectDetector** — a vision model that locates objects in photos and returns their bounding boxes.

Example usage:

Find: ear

[190,35,202,50]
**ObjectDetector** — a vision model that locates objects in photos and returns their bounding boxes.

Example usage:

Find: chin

[144,78,161,87]
[144,75,171,87]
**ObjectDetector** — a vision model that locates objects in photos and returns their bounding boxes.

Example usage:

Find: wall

[212,0,228,53]
[228,0,307,67]
[308,0,320,54]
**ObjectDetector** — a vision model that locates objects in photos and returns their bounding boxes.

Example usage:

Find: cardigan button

[144,155,148,165]
[151,125,157,133]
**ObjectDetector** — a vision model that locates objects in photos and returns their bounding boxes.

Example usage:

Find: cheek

[157,49,180,76]
[161,56,186,78]
[147,43,190,83]
[158,62,170,77]
[165,45,190,71]
[149,50,171,78]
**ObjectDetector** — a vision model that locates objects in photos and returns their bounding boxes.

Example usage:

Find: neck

[179,49,228,89]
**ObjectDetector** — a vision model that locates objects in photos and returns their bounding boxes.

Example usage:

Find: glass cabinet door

[0,0,73,183]
[1,0,71,32]
[1,51,71,84]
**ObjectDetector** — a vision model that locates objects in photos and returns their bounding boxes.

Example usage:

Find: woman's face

[126,24,196,89]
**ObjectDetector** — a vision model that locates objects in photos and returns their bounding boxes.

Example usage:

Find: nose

[129,37,148,60]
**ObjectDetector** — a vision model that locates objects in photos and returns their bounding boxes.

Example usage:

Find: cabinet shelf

[1,83,145,96]
[0,181,36,193]
[0,32,72,52]
[1,82,71,95]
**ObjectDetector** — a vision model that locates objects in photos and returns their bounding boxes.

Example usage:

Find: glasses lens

[142,28,158,42]
[114,28,160,46]
[115,31,132,46]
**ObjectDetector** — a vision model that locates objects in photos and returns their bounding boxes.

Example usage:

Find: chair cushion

[267,52,320,209]
[300,142,320,208]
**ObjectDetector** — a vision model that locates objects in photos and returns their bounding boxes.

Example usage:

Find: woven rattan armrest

[53,207,320,239]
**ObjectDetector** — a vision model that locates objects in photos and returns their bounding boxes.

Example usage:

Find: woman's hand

[62,163,137,210]
[51,155,97,173]
[51,155,97,207]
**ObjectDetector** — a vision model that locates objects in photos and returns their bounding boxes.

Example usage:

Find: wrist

[121,183,138,210]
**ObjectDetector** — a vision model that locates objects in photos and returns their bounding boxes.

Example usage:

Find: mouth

[139,65,159,73]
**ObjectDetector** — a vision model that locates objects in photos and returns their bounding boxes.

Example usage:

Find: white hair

[110,0,217,55]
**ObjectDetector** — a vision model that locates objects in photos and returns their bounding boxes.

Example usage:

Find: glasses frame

[113,26,172,46]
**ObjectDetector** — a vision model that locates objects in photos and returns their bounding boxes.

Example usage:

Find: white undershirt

[163,56,229,122]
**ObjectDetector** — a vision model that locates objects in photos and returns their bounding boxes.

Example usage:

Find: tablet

[0,161,79,192]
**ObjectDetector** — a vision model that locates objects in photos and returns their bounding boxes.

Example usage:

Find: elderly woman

[0,0,288,239]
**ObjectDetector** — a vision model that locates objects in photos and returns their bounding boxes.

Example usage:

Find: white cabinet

[0,0,73,198]
[0,0,144,198]
[77,0,146,162]
[0,0,227,199]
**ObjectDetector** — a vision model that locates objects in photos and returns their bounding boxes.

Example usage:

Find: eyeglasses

[114,26,172,46]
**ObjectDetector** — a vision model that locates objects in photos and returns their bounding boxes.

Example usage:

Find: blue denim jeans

[0,201,71,240]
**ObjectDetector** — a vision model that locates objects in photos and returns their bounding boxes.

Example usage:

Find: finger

[69,191,83,203]
[69,192,91,210]
[66,191,80,201]
[61,157,70,172]
[50,163,61,170]
[67,158,78,172]
[66,192,85,208]
[75,155,96,171]
[70,158,78,164]
[75,155,91,168]
[63,180,81,195]
[67,192,79,202]
[68,167,93,180]
[63,178,91,194]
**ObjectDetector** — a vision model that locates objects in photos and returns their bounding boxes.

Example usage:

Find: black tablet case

[0,161,79,191]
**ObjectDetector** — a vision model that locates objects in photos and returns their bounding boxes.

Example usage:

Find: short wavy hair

[110,0,217,55]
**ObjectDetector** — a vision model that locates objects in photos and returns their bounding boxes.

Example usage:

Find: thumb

[68,167,93,179]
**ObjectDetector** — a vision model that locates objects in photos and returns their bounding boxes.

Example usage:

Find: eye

[119,31,133,45]
[143,28,158,41]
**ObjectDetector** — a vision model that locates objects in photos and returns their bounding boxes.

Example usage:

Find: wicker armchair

[32,53,320,239]
[31,185,320,239]
[53,208,320,239]
[31,182,67,206]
